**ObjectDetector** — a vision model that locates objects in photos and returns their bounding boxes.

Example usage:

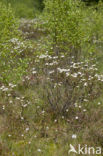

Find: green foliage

[0,3,18,42]
[1,0,44,18]
[0,3,30,83]
[80,2,103,56]
[43,0,84,56]
[33,0,44,10]
[43,0,103,58]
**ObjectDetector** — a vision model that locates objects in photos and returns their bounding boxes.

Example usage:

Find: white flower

[8,94,11,97]
[81,79,86,81]
[32,68,35,70]
[84,82,88,87]
[0,86,5,90]
[39,54,48,59]
[83,109,87,112]
[46,126,49,130]
[62,116,64,119]
[32,71,37,74]
[9,83,17,88]
[21,117,24,120]
[34,135,37,138]
[75,116,78,120]
[72,63,79,69]
[45,63,49,66]
[57,68,70,73]
[25,76,30,80]
[74,103,78,107]
[9,83,13,87]
[42,110,45,114]
[26,127,29,132]
[71,73,78,78]
[49,70,54,74]
[2,105,5,110]
[10,38,19,43]
[16,97,20,100]
[9,100,13,104]
[78,72,82,75]
[66,72,70,77]
[23,104,27,108]
[54,119,57,123]
[72,134,77,139]
[50,61,58,65]
[84,99,88,102]
[3,88,8,91]
[66,109,69,112]
[98,102,101,105]
[53,56,58,59]
[37,149,41,152]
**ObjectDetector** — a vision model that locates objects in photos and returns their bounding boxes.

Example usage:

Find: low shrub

[28,53,103,114]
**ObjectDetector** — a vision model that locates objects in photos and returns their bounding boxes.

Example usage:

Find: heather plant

[33,53,103,114]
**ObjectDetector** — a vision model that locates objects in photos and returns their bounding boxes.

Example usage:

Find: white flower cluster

[0,83,17,92]
[10,38,33,54]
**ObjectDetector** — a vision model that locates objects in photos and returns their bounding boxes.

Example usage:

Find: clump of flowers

[34,53,103,114]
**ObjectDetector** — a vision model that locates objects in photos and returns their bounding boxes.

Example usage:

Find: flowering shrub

[31,53,103,114]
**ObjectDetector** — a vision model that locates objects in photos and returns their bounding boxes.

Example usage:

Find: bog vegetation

[0,0,103,156]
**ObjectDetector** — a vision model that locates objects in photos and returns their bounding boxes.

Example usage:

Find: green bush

[79,1,103,57]
[0,3,29,83]
[43,0,103,59]
[43,0,84,57]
